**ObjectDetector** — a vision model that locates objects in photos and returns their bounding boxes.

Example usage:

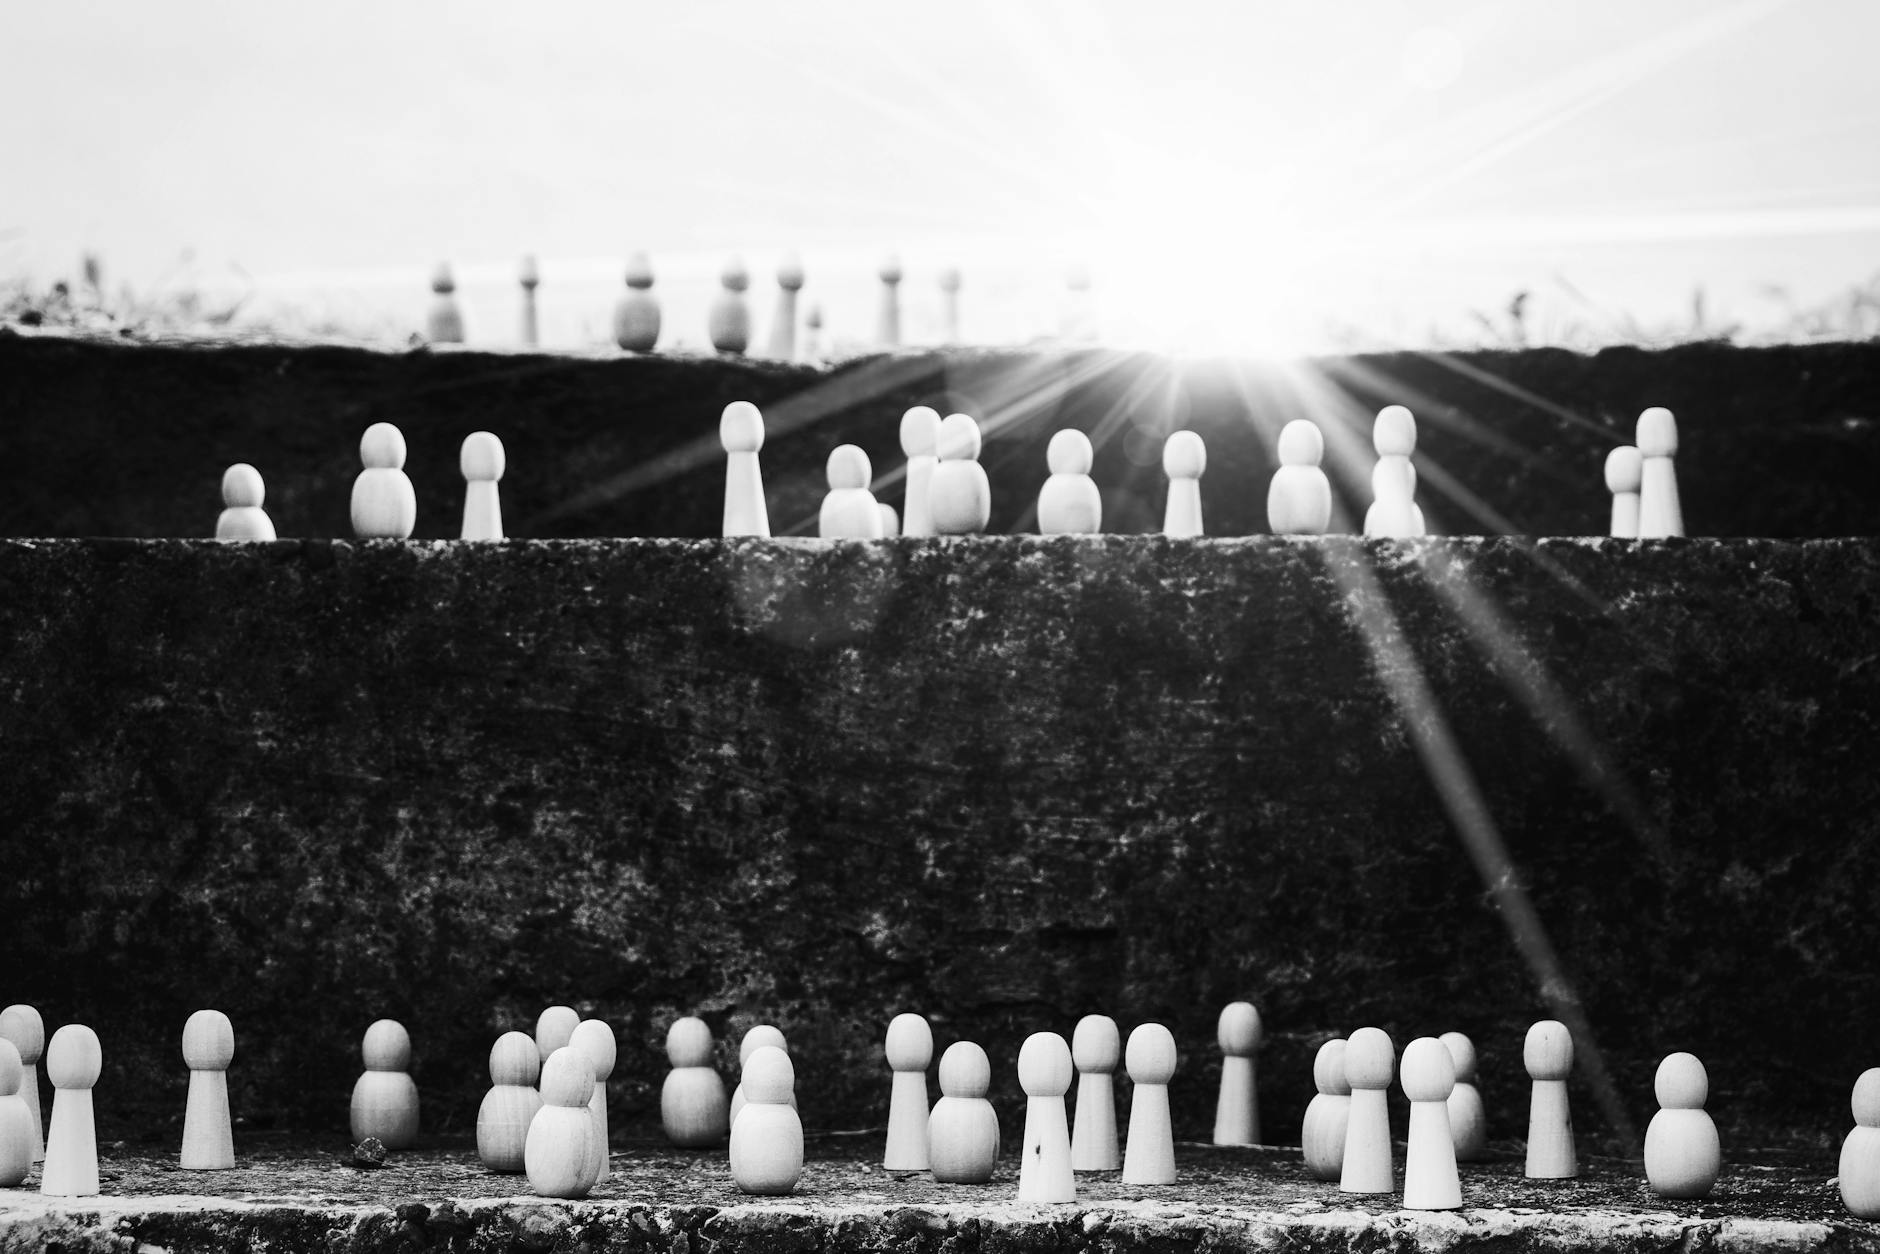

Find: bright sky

[6,0,1879,352]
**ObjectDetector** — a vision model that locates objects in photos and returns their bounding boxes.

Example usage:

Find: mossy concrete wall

[5,331,1880,540]
[1,536,1876,1148]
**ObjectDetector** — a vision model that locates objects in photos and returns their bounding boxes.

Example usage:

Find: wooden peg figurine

[535,1006,579,1062]
[1440,1031,1487,1162]
[1038,430,1101,535]
[1636,407,1684,537]
[477,1031,543,1173]
[1645,1052,1719,1198]
[877,255,903,348]
[731,1025,792,1127]
[1401,1036,1461,1210]
[180,1010,235,1170]
[1268,419,1332,535]
[899,406,942,537]
[613,252,661,352]
[879,502,900,537]
[1605,445,1642,538]
[1301,1037,1350,1181]
[526,1046,602,1198]
[216,464,276,540]
[351,1019,419,1150]
[1340,1026,1395,1194]
[721,401,771,538]
[662,1016,729,1147]
[709,257,751,355]
[883,1012,932,1170]
[803,304,824,360]
[1524,1019,1577,1178]
[730,1045,802,1195]
[1841,1068,1880,1218]
[1213,1001,1261,1146]
[0,1040,32,1187]
[929,1041,999,1184]
[0,1005,44,1162]
[41,1024,101,1197]
[1365,405,1422,538]
[426,263,465,344]
[930,413,991,536]
[518,255,540,347]
[767,254,804,360]
[460,431,505,540]
[569,1018,616,1183]
[1070,1014,1120,1171]
[1122,1022,1177,1185]
[351,423,417,540]
[1018,1031,1076,1202]
[820,445,886,538]
[1163,431,1206,537]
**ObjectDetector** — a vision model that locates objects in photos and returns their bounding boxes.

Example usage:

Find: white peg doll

[731,1026,794,1127]
[216,464,276,540]
[518,255,539,347]
[1156,430,1205,537]
[1069,1014,1120,1171]
[1636,407,1684,537]
[930,413,991,536]
[1441,1031,1487,1162]
[0,1006,45,1162]
[460,432,505,541]
[899,406,942,537]
[1841,1068,1880,1218]
[0,1041,29,1186]
[1365,405,1422,538]
[1122,1023,1177,1185]
[1038,430,1101,534]
[730,1045,803,1194]
[477,1031,542,1173]
[877,255,903,348]
[721,401,771,538]
[1301,1037,1350,1181]
[613,252,660,352]
[820,445,886,538]
[709,257,751,354]
[803,304,824,360]
[1524,1019,1577,1178]
[1340,1026,1395,1194]
[929,1041,999,1184]
[767,254,804,360]
[1213,1002,1261,1146]
[661,1016,729,1147]
[1018,1031,1076,1202]
[350,1019,419,1149]
[1402,1036,1462,1210]
[180,1010,235,1170]
[41,1024,101,1197]
[351,423,417,540]
[878,502,900,537]
[426,263,464,343]
[1268,419,1333,535]
[1645,1052,1719,1199]
[526,1047,602,1198]
[883,1012,932,1170]
[1606,446,1642,538]
[569,1018,616,1183]
[535,1006,579,1062]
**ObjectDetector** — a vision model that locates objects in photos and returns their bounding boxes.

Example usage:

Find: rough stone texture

[1,536,1877,1153]
[5,330,1880,540]
[0,1137,1872,1254]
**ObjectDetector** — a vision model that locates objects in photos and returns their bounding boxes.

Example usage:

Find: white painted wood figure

[350,1019,419,1150]
[662,1016,729,1146]
[878,503,900,537]
[216,464,276,540]
[1841,1068,1880,1218]
[1645,1052,1719,1199]
[1401,1036,1461,1210]
[426,263,464,344]
[1069,1014,1120,1171]
[477,1030,543,1173]
[518,255,539,347]
[0,1040,32,1187]
[1605,445,1642,538]
[1340,1026,1395,1194]
[613,252,660,352]
[731,1025,793,1127]
[767,254,803,360]
[820,445,886,539]
[180,1009,235,1170]
[899,406,942,537]
[570,1018,616,1183]
[1301,1037,1350,1181]
[1213,1001,1262,1146]
[460,432,505,541]
[41,1024,101,1197]
[709,257,751,354]
[929,1041,999,1184]
[883,1012,932,1170]
[730,1045,802,1194]
[1440,1031,1487,1162]
[877,255,903,347]
[1162,431,1206,537]
[1122,1023,1177,1185]
[534,1006,579,1063]
[1636,407,1684,537]
[930,413,991,536]
[1268,419,1332,535]
[1018,1031,1076,1203]
[351,423,417,540]
[1365,405,1423,538]
[526,1047,601,1198]
[803,304,824,359]
[1524,1019,1577,1178]
[1038,430,1101,535]
[721,401,771,538]
[0,1006,45,1162]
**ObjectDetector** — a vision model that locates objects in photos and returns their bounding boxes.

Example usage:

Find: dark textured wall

[1,536,1876,1152]
[5,331,1880,540]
